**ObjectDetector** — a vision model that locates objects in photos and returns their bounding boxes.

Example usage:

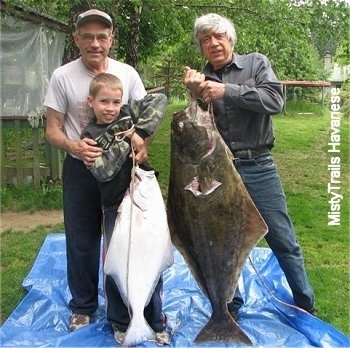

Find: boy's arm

[89,141,131,182]
[82,119,133,183]
[130,93,168,139]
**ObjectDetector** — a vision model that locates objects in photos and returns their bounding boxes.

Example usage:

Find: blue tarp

[1,233,349,347]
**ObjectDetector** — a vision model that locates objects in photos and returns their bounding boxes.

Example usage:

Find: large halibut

[167,100,268,344]
[104,166,174,346]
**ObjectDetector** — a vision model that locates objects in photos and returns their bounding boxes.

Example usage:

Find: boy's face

[87,87,122,124]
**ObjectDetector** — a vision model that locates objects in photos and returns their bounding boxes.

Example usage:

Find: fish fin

[122,318,155,346]
[167,199,207,295]
[194,313,252,345]
[227,194,269,296]
[243,194,268,244]
[166,198,182,250]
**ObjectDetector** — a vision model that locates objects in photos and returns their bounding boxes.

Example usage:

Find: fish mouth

[173,119,216,164]
[172,101,219,164]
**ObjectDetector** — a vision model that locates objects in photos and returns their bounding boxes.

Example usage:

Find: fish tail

[122,319,155,346]
[194,314,252,345]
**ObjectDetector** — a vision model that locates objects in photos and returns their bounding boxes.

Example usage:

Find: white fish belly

[104,167,173,345]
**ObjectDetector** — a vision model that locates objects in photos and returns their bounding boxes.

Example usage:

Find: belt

[233,147,270,159]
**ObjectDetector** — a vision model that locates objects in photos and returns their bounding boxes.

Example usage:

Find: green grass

[271,111,350,334]
[0,181,63,212]
[1,102,349,337]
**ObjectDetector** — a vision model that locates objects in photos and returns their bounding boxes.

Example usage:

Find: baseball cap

[76,9,113,29]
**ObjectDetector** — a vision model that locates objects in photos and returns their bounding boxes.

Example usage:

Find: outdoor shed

[0,1,68,186]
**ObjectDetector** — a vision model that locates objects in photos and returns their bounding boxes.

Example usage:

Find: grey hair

[194,13,237,52]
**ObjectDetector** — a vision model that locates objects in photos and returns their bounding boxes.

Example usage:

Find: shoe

[69,313,91,331]
[154,313,170,345]
[112,324,126,344]
[227,300,241,322]
[155,330,171,346]
[229,310,239,322]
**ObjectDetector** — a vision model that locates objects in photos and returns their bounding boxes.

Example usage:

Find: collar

[231,54,244,69]
[203,54,244,76]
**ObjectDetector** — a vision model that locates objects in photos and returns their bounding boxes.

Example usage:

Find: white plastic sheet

[0,14,66,117]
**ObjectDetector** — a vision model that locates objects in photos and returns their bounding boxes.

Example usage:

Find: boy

[81,73,170,345]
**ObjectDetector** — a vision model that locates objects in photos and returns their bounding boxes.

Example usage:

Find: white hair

[194,13,237,52]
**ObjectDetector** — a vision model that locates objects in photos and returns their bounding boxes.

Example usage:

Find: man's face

[74,22,113,68]
[199,31,233,70]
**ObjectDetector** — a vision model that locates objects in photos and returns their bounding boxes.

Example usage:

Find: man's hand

[184,67,225,103]
[72,138,103,167]
[184,66,206,98]
[198,80,226,103]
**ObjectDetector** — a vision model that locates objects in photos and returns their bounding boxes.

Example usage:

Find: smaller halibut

[104,167,174,346]
[167,100,268,345]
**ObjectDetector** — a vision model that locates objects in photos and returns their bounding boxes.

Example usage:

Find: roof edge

[0,0,68,32]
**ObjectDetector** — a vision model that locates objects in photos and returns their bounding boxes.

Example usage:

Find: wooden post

[32,127,40,187]
[14,120,23,185]
[283,84,287,115]
[0,119,5,185]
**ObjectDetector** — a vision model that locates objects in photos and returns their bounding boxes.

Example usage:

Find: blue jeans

[229,153,315,313]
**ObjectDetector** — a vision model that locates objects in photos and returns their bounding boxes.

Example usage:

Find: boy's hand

[124,128,135,139]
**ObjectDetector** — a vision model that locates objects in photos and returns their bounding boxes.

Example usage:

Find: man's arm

[45,107,102,166]
[222,55,283,114]
[185,56,283,115]
[131,93,168,138]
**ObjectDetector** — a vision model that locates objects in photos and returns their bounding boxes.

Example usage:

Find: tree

[6,0,349,83]
[292,0,349,57]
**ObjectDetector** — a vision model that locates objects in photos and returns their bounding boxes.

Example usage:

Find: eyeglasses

[78,34,111,44]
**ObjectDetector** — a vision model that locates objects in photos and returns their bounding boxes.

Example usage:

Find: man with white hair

[185,13,316,320]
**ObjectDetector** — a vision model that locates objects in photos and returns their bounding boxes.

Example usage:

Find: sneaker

[229,310,239,322]
[155,330,171,346]
[112,324,126,345]
[69,313,90,331]
[227,300,241,322]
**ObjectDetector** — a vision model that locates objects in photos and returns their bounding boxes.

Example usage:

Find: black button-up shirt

[203,52,284,151]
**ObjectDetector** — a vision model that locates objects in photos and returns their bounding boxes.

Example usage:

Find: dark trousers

[62,154,102,315]
[103,208,165,332]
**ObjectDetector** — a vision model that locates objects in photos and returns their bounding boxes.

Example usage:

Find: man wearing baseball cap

[44,9,170,345]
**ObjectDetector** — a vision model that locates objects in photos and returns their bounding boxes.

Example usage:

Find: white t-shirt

[43,57,147,143]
